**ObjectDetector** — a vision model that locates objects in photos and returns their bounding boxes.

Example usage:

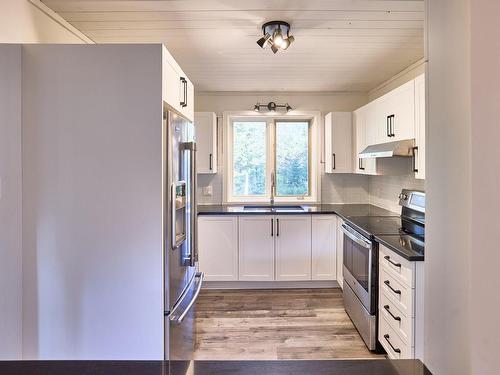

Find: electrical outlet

[202,186,213,196]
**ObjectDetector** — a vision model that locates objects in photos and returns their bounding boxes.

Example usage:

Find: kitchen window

[224,113,319,203]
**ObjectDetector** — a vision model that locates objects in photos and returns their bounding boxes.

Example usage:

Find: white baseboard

[203,280,340,290]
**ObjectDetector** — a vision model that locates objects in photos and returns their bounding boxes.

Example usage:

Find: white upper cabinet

[354,105,377,175]
[324,112,353,173]
[375,80,416,143]
[312,215,337,280]
[414,74,426,179]
[238,216,275,281]
[195,112,218,174]
[275,215,312,281]
[353,74,425,179]
[162,46,194,122]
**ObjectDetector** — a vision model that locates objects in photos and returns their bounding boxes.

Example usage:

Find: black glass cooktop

[376,234,425,261]
[345,216,403,238]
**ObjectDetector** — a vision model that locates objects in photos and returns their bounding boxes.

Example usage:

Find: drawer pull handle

[384,334,401,354]
[384,255,401,268]
[384,280,401,295]
[383,305,401,322]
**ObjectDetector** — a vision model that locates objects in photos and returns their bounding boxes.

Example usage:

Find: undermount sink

[243,205,305,212]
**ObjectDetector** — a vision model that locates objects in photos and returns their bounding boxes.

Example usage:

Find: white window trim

[223,110,321,204]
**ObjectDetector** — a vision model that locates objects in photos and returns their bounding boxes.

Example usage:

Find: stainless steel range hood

[359,139,415,158]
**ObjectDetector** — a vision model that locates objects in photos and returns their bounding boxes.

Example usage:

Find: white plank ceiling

[42,0,425,92]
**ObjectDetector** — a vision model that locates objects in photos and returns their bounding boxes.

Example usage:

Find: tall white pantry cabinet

[20,44,193,360]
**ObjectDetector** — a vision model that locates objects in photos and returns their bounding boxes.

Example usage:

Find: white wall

[470,1,500,374]
[426,0,472,374]
[0,45,23,360]
[0,1,88,359]
[21,45,164,360]
[0,0,88,43]
[194,91,370,204]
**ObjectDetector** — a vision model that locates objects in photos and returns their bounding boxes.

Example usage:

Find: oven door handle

[341,224,372,249]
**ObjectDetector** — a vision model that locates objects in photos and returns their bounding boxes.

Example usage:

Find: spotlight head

[285,104,292,112]
[271,44,279,54]
[282,35,295,50]
[254,103,260,112]
[256,33,271,48]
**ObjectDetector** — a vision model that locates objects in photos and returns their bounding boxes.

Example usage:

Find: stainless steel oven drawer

[343,281,377,350]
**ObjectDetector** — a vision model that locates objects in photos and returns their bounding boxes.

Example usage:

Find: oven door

[342,223,374,313]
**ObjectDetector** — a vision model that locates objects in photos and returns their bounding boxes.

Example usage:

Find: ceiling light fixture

[254,102,292,113]
[256,21,294,53]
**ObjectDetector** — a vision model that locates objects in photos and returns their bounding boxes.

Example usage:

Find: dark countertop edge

[197,204,398,219]
[375,235,425,262]
[0,359,432,375]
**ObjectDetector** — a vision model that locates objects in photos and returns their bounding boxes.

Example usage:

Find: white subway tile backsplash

[368,175,425,212]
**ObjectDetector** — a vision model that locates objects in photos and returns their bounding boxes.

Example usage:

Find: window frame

[223,111,321,204]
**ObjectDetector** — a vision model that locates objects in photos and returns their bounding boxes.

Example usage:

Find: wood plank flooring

[194,288,385,360]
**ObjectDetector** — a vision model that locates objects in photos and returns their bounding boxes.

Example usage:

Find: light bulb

[273,28,285,49]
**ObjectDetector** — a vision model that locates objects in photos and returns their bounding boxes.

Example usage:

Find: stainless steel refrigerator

[164,110,204,361]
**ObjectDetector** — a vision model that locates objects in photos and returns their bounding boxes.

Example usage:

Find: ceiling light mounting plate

[262,21,290,36]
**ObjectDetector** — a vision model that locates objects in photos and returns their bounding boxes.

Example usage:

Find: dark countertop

[198,203,424,261]
[197,203,398,220]
[376,234,425,261]
[0,360,432,375]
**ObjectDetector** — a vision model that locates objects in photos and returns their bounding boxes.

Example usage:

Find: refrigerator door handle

[183,141,197,266]
[170,272,204,324]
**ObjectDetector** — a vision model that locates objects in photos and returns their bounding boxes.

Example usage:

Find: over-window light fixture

[256,21,295,54]
[254,102,292,113]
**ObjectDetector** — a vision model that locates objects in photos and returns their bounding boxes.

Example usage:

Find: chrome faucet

[270,172,275,205]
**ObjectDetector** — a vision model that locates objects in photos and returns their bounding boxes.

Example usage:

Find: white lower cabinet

[238,216,275,281]
[378,244,424,359]
[198,214,340,283]
[312,215,337,280]
[336,218,345,289]
[275,215,312,281]
[198,216,238,281]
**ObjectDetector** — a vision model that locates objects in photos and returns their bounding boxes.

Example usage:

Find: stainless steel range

[342,189,425,350]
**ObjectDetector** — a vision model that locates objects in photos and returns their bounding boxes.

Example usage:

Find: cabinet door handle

[383,305,401,322]
[384,334,401,354]
[384,255,401,268]
[359,158,365,171]
[184,79,188,108]
[332,153,336,170]
[209,153,213,170]
[180,77,187,107]
[387,116,391,137]
[390,114,395,137]
[412,146,419,172]
[384,280,401,295]
[276,218,280,237]
[271,218,274,237]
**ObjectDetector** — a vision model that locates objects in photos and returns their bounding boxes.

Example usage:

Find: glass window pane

[233,121,267,196]
[276,121,309,196]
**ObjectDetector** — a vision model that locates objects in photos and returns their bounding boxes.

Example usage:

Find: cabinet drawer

[379,290,413,345]
[379,245,414,288]
[379,314,413,359]
[380,267,413,317]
